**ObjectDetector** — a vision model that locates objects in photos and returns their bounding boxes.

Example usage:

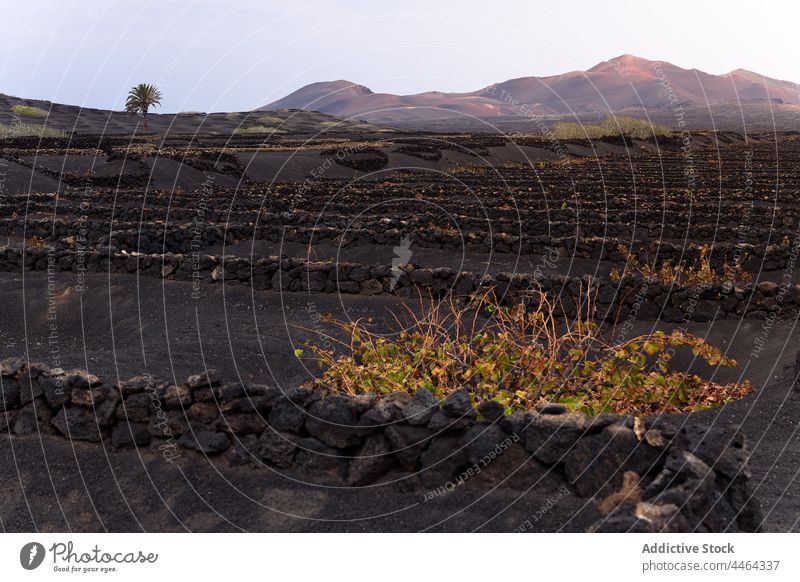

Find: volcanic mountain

[261,55,800,125]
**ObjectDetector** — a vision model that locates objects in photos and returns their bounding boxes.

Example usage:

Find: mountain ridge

[261,55,800,124]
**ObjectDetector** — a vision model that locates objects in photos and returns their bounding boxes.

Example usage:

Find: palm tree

[125,83,162,130]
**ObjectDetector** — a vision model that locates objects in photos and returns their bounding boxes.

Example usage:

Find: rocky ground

[1,129,799,531]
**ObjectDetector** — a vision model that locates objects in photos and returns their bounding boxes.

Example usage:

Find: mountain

[260,55,800,125]
[264,80,518,123]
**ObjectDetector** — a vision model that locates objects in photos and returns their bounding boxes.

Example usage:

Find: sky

[1,0,798,113]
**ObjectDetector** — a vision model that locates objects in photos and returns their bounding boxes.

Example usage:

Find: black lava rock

[111,421,151,449]
[305,395,362,448]
[178,429,230,454]
[402,388,439,426]
[268,397,307,432]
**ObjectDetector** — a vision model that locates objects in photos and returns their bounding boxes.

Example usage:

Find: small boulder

[348,432,396,485]
[402,388,439,426]
[385,424,433,470]
[257,429,297,468]
[348,394,377,415]
[441,389,475,418]
[187,401,219,423]
[1,378,21,410]
[523,412,589,465]
[228,434,259,466]
[501,411,533,436]
[18,378,44,406]
[39,372,70,408]
[13,398,56,436]
[419,434,470,489]
[215,383,244,401]
[0,357,27,377]
[148,410,187,438]
[51,405,103,441]
[63,370,101,391]
[186,369,220,390]
[268,397,307,432]
[359,392,410,427]
[477,400,505,423]
[117,374,158,396]
[565,423,660,497]
[159,384,192,409]
[360,279,384,295]
[305,395,362,448]
[461,424,517,466]
[178,429,230,454]
[70,385,114,407]
[116,393,154,422]
[220,412,266,435]
[428,410,474,432]
[94,389,121,426]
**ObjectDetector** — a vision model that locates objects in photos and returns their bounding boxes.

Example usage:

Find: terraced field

[2,130,800,532]
[4,133,800,319]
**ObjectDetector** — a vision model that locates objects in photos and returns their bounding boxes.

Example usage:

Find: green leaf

[643,341,660,356]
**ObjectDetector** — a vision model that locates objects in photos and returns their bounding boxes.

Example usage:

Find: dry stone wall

[1,246,797,322]
[0,358,762,532]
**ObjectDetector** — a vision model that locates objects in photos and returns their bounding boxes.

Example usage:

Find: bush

[551,116,671,140]
[609,116,671,139]
[25,235,49,249]
[610,244,751,287]
[299,291,750,416]
[0,122,66,139]
[550,121,607,140]
[233,125,287,135]
[11,104,48,118]
[256,114,284,124]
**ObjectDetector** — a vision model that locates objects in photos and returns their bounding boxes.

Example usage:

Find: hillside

[261,54,800,129]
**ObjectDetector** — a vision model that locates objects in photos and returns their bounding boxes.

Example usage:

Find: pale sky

[1,0,798,113]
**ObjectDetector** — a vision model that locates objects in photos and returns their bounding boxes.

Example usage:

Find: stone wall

[2,216,792,267]
[0,358,762,532]
[2,246,797,322]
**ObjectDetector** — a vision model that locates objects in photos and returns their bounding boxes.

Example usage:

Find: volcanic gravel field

[2,125,800,531]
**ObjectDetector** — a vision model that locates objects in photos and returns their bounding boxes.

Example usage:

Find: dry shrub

[551,116,671,140]
[610,244,751,287]
[25,235,49,249]
[0,122,66,139]
[11,104,48,118]
[299,290,750,416]
[233,126,287,135]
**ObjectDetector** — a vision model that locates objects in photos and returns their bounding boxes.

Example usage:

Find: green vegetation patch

[551,116,671,140]
[256,114,285,124]
[0,122,66,138]
[233,125,287,135]
[11,105,48,118]
[299,292,750,416]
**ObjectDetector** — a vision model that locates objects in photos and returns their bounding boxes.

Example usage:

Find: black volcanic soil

[1,272,799,532]
[0,435,597,532]
[0,273,599,532]
[3,124,800,532]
